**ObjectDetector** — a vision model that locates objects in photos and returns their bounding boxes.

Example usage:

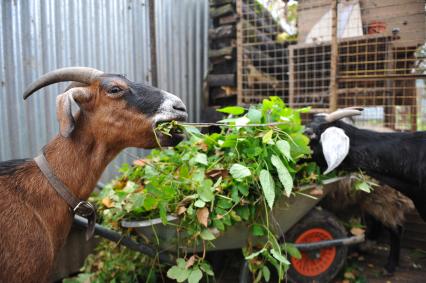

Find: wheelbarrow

[74,176,364,283]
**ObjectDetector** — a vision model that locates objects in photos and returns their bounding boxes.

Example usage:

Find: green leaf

[167,266,190,282]
[188,268,203,283]
[262,266,271,282]
[200,262,214,276]
[217,198,233,209]
[217,106,245,115]
[262,130,274,144]
[270,249,290,265]
[159,202,168,224]
[197,182,214,202]
[213,219,225,231]
[229,164,251,180]
[271,155,293,197]
[193,153,208,166]
[200,229,216,240]
[245,248,266,260]
[282,243,302,259]
[251,224,266,236]
[247,108,262,123]
[236,206,250,221]
[276,140,292,161]
[355,181,372,193]
[194,199,206,208]
[259,169,275,209]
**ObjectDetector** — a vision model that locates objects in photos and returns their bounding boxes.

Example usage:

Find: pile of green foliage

[69,97,334,283]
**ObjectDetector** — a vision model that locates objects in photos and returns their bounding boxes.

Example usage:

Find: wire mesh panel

[236,0,426,130]
[238,0,296,105]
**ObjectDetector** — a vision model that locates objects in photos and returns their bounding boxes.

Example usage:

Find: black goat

[321,177,414,274]
[305,108,426,222]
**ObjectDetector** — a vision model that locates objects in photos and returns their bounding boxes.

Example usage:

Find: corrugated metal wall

[0,0,209,182]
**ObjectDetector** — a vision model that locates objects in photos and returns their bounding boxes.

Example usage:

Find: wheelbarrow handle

[73,215,176,265]
[293,234,365,251]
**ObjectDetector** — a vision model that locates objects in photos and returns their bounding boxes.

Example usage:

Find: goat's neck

[42,130,121,200]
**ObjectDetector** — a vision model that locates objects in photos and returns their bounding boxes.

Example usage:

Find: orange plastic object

[290,228,337,277]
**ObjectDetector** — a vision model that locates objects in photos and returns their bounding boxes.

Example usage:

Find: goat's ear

[320,127,350,174]
[56,88,90,138]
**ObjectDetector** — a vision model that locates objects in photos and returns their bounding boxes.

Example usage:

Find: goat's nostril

[173,104,186,112]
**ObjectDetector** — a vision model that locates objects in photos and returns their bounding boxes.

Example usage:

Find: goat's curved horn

[23,67,104,99]
[324,108,363,122]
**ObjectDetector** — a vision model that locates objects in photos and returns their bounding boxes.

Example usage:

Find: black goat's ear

[320,127,350,174]
[56,88,90,138]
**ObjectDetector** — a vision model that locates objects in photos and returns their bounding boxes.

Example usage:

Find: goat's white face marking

[152,91,187,125]
[320,126,350,174]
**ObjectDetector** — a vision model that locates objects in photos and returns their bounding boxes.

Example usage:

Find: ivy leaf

[200,229,216,240]
[270,249,290,265]
[271,155,293,197]
[167,266,190,282]
[251,224,266,236]
[217,106,245,115]
[188,268,203,283]
[193,153,208,166]
[262,130,274,144]
[276,140,292,161]
[194,199,206,208]
[247,108,262,123]
[200,262,214,276]
[259,169,275,209]
[229,164,251,180]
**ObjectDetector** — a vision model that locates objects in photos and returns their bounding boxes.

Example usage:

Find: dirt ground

[206,242,426,283]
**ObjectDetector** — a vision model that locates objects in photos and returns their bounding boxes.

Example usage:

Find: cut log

[209,0,235,7]
[209,25,235,40]
[210,4,234,18]
[211,60,236,74]
[209,46,234,60]
[219,14,238,25]
[208,74,236,87]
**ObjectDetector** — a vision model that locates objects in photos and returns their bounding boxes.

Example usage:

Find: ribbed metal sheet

[0,0,208,182]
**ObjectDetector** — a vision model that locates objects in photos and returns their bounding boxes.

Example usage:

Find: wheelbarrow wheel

[285,208,348,283]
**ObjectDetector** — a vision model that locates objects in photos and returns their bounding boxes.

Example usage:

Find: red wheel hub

[290,228,336,277]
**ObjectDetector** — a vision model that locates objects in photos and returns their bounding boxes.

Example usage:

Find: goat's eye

[108,86,122,94]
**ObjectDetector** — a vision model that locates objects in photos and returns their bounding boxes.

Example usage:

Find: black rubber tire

[285,207,348,283]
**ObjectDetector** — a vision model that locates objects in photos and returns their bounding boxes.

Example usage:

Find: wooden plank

[210,4,234,18]
[208,74,236,86]
[209,25,235,40]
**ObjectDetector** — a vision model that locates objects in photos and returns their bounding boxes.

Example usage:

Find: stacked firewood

[208,0,238,106]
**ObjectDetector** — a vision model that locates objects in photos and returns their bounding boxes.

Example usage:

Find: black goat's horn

[23,67,104,99]
[324,108,363,122]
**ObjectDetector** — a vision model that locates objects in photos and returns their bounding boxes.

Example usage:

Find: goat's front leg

[383,225,403,276]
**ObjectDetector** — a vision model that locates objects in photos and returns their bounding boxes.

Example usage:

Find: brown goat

[322,177,414,274]
[0,67,187,282]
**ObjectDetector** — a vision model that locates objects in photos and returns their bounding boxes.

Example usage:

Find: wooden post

[236,0,243,105]
[149,0,158,87]
[329,0,338,111]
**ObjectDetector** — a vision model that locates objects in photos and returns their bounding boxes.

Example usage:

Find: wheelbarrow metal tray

[121,176,346,252]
